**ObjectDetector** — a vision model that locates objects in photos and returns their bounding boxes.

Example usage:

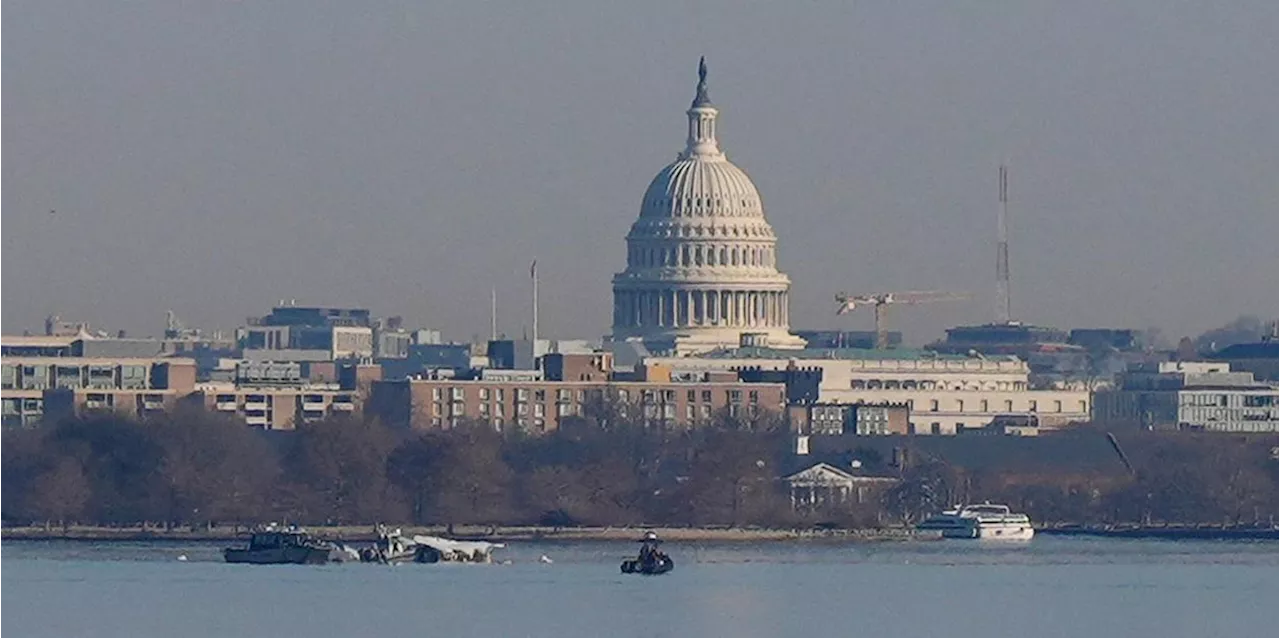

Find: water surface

[3,537,1275,637]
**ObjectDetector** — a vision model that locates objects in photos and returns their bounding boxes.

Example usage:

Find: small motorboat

[621,531,675,575]
[224,525,340,565]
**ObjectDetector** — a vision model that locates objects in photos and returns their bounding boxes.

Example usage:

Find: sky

[4,1,1276,344]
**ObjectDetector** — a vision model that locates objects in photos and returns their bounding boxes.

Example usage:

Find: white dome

[610,59,807,355]
[640,156,764,220]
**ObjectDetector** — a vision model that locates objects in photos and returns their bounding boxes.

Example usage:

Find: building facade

[1092,362,1278,432]
[647,347,1091,434]
[788,402,912,436]
[2,357,198,427]
[610,59,805,356]
[367,374,787,433]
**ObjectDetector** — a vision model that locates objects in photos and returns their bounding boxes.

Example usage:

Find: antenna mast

[530,260,539,344]
[491,288,498,341]
[996,165,1011,324]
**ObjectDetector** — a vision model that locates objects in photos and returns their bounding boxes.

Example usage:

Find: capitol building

[611,59,807,357]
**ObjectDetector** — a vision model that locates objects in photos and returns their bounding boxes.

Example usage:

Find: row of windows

[433,401,574,419]
[2,364,151,391]
[427,401,757,423]
[429,386,763,405]
[919,398,1084,414]
[433,387,578,402]
[628,244,774,269]
[851,379,1027,392]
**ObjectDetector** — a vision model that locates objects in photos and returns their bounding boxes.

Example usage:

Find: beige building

[185,385,358,430]
[2,356,196,427]
[647,348,1091,434]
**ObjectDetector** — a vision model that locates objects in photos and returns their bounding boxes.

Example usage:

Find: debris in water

[538,555,554,564]
[177,555,189,562]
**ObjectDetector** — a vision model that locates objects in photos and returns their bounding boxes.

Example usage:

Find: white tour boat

[918,502,1035,540]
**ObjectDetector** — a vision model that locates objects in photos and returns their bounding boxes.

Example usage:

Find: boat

[223,525,343,564]
[621,532,675,575]
[918,502,1035,540]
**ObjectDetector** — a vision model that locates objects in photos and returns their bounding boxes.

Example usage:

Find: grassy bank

[1,524,927,543]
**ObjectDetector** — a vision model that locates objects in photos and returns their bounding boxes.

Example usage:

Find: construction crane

[834,290,970,349]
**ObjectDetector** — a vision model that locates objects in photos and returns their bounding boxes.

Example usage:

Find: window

[495,388,505,402]
[662,404,676,419]
[728,390,742,403]
[534,389,546,401]
[1005,399,1014,412]
[980,399,989,412]
[619,389,630,402]
[432,387,442,400]
[451,401,465,416]
[516,388,528,401]
[688,390,697,402]
[1053,400,1062,413]
[1079,400,1087,413]
[642,390,655,403]
[728,404,740,417]
[1028,400,1038,413]
[479,388,490,400]
[929,400,939,412]
[534,403,545,417]
[701,390,712,402]
[700,404,711,418]
[479,403,490,415]
[930,423,941,435]
[557,389,571,401]
[748,390,759,404]
[956,399,964,412]
[686,404,695,419]
[518,404,529,416]
[494,403,505,417]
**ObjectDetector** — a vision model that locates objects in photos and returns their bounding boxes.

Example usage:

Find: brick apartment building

[367,352,786,432]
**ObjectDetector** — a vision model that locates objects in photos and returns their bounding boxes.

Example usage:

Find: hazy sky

[4,1,1276,344]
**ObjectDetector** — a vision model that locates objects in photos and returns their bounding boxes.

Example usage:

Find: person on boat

[638,532,661,565]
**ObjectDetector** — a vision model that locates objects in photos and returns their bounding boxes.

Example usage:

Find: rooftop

[695,347,985,362]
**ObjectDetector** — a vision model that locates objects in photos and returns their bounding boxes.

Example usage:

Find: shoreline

[3,523,1274,543]
[1,525,926,543]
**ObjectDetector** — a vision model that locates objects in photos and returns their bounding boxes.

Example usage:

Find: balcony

[244,401,268,411]
[331,402,355,411]
[215,401,238,411]
[245,415,269,426]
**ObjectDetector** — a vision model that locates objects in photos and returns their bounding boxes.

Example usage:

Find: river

[2,536,1275,637]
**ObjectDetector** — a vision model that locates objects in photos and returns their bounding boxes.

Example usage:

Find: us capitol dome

[611,58,807,356]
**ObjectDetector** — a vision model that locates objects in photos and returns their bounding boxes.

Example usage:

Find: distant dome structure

[611,58,806,356]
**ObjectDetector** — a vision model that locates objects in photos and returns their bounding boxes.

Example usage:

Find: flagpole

[531,259,539,345]
[490,287,497,341]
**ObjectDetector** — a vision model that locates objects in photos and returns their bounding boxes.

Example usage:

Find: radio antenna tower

[996,165,1012,324]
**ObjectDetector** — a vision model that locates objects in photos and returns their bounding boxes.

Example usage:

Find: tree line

[2,407,800,529]
[875,429,1278,528]
[3,408,1275,530]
